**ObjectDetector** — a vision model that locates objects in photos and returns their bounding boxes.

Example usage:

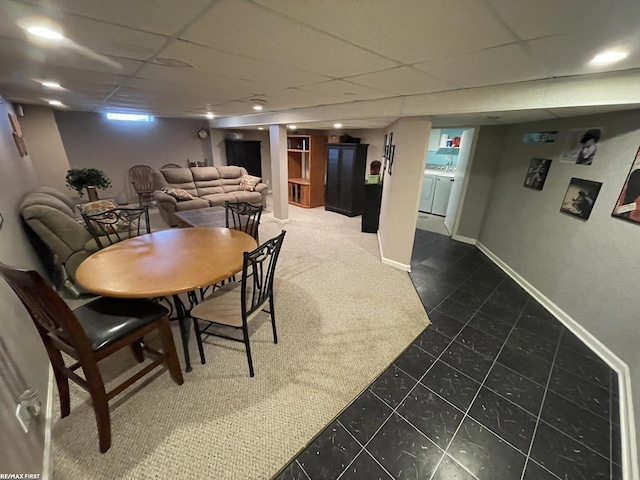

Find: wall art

[523,158,552,190]
[522,131,557,143]
[611,146,640,225]
[560,127,602,165]
[560,177,602,220]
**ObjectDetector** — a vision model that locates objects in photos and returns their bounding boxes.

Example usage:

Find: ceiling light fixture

[288,125,297,130]
[27,26,63,40]
[205,112,214,119]
[42,81,61,88]
[251,98,267,111]
[334,123,343,128]
[48,100,62,106]
[258,127,264,130]
[589,50,628,66]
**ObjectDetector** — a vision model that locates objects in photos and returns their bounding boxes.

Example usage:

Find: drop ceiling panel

[254,0,517,64]
[527,21,640,78]
[346,67,455,96]
[228,87,348,112]
[17,0,211,36]
[546,104,640,118]
[159,40,331,88]
[297,80,390,102]
[415,43,549,89]
[182,0,397,78]
[485,0,640,41]
[135,64,258,96]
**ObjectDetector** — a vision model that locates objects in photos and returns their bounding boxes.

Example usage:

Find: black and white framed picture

[560,127,602,165]
[612,146,640,225]
[524,158,552,190]
[560,177,602,220]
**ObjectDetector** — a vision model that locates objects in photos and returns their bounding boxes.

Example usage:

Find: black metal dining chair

[191,230,286,377]
[82,205,150,249]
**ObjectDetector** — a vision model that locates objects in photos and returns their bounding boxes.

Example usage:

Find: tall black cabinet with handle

[325,143,369,217]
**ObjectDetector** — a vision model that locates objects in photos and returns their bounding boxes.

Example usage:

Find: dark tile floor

[273,230,622,480]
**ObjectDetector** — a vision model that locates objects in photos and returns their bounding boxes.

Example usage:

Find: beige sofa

[152,166,268,227]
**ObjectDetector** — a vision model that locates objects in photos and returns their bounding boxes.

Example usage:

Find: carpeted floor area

[52,204,430,479]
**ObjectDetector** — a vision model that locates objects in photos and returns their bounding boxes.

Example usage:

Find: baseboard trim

[476,242,639,480]
[377,233,411,272]
[272,217,290,225]
[42,366,55,480]
[452,234,477,245]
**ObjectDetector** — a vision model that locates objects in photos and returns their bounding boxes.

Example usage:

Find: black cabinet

[325,143,369,217]
[224,140,262,177]
[362,183,383,232]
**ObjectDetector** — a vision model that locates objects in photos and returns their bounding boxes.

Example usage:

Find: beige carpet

[53,204,430,479]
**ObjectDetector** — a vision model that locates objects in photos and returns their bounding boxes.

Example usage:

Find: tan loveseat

[19,187,140,285]
[152,166,268,227]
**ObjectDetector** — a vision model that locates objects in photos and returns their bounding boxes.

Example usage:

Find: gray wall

[475,109,640,449]
[54,111,213,204]
[0,94,50,472]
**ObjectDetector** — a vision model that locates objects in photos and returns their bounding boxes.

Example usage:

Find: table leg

[172,294,192,372]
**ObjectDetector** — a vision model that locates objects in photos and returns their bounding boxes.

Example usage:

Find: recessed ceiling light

[334,123,343,128]
[250,98,267,111]
[252,104,263,111]
[258,127,264,130]
[48,100,62,106]
[589,50,628,66]
[27,26,63,40]
[288,125,297,130]
[42,81,61,88]
[205,112,214,119]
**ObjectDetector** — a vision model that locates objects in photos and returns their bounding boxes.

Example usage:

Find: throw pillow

[238,174,261,192]
[76,199,118,216]
[161,187,194,201]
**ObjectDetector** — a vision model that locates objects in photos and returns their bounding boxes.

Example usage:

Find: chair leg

[158,318,184,385]
[46,345,70,417]
[270,296,278,344]
[83,361,111,453]
[242,324,254,377]
[130,338,144,363]
[192,317,206,365]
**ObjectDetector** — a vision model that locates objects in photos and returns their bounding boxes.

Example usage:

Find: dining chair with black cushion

[129,164,155,206]
[82,206,150,249]
[225,200,263,242]
[0,262,184,453]
[191,230,286,377]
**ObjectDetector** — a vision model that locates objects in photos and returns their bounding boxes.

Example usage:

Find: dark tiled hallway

[274,230,621,480]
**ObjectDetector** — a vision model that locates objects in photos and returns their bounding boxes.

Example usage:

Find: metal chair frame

[82,206,150,249]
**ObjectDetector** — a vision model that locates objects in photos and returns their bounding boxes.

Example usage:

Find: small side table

[362,183,383,233]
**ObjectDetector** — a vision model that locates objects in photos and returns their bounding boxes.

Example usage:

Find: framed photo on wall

[560,177,602,220]
[611,146,640,225]
[523,158,552,190]
[560,127,602,165]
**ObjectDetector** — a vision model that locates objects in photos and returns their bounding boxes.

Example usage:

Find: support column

[269,124,289,222]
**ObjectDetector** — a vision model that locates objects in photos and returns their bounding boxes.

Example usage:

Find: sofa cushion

[32,186,77,211]
[233,191,264,204]
[202,193,239,207]
[192,166,224,196]
[161,187,193,201]
[76,199,118,215]
[158,168,198,196]
[238,174,261,192]
[174,197,210,212]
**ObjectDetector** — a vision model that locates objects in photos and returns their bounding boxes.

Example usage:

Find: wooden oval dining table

[76,227,258,371]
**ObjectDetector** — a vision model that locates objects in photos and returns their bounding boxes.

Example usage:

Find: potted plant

[65,168,112,201]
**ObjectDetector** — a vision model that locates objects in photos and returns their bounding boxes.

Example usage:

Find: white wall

[378,117,431,268]
[19,105,70,193]
[474,109,640,460]
[0,94,50,473]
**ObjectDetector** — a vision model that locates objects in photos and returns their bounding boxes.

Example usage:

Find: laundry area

[418,127,475,236]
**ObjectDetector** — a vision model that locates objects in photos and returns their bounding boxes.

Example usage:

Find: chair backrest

[0,262,93,357]
[129,165,154,193]
[82,206,150,249]
[241,231,286,319]
[225,201,263,240]
[161,163,181,169]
